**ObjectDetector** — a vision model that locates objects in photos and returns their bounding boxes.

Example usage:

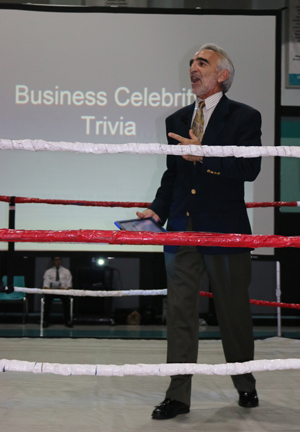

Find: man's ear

[218,69,229,83]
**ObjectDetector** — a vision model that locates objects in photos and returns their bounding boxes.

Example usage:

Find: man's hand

[168,129,203,163]
[136,209,161,222]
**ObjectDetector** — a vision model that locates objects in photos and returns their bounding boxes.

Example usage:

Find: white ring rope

[12,287,167,297]
[1,358,300,377]
[5,288,300,376]
[2,141,298,381]
[1,139,300,158]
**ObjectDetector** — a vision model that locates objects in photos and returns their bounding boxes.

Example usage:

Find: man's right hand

[136,209,160,222]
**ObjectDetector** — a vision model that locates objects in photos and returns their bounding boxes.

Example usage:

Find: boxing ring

[1,140,300,431]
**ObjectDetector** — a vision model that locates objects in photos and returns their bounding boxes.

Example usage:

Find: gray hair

[199,43,235,93]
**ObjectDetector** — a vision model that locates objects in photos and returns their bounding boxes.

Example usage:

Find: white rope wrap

[1,139,300,158]
[1,358,300,377]
[12,287,167,297]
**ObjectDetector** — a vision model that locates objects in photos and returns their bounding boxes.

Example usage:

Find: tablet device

[114,217,167,233]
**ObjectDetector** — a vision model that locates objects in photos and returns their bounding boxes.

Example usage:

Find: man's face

[189,49,223,99]
[53,257,61,269]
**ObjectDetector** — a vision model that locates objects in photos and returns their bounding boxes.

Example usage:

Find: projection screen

[0,6,279,253]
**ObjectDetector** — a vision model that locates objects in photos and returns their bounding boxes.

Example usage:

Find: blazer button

[191,189,196,195]
[186,211,190,217]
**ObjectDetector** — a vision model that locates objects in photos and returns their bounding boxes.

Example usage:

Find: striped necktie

[192,101,205,142]
[192,101,205,165]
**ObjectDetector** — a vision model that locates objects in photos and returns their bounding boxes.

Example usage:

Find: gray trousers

[164,246,256,406]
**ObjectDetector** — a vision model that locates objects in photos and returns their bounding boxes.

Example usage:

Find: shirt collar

[196,91,223,110]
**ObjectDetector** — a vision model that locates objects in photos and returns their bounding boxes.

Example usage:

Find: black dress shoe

[238,389,259,408]
[65,321,73,328]
[152,398,190,420]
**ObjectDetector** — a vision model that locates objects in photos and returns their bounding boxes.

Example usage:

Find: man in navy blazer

[137,44,261,419]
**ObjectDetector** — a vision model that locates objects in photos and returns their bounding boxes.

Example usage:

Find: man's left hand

[168,129,203,162]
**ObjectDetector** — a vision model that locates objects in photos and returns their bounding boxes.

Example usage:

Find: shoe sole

[238,401,259,408]
[152,407,190,420]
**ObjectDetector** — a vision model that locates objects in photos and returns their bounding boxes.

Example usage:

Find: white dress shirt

[43,266,72,289]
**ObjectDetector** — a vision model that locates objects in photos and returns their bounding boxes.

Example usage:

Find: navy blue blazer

[150,94,262,255]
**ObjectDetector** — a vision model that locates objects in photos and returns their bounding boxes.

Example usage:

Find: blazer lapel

[202,94,229,146]
[179,103,195,136]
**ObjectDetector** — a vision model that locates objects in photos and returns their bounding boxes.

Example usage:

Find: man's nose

[190,61,196,72]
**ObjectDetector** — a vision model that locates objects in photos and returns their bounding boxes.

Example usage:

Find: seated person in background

[43,256,73,328]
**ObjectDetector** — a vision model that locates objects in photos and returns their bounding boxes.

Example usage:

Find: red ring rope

[1,197,299,311]
[1,229,300,248]
[246,201,299,208]
[199,291,300,310]
[0,195,150,208]
[0,195,299,209]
